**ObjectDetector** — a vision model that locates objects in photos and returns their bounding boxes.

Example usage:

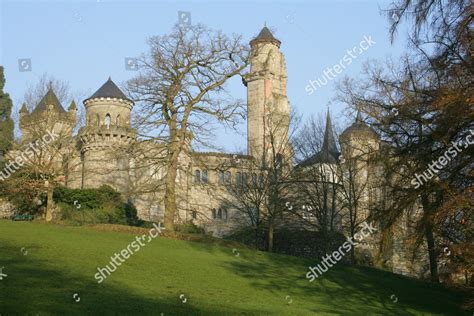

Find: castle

[16,27,427,279]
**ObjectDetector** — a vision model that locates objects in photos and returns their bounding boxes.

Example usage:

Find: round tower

[339,111,380,160]
[79,77,135,192]
[246,26,291,163]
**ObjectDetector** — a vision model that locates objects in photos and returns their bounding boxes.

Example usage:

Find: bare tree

[291,111,342,254]
[222,110,296,252]
[126,24,250,230]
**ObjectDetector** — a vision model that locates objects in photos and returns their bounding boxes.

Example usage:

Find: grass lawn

[0,220,469,315]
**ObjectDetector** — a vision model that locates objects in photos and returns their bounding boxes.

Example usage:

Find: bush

[54,185,143,226]
[175,222,205,234]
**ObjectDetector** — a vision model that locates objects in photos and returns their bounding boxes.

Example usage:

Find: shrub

[175,222,205,234]
[54,185,143,226]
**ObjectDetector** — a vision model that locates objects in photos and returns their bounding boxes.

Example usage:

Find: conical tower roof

[85,77,131,103]
[250,26,281,47]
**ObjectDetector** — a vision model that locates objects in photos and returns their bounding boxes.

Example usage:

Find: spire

[20,103,29,113]
[321,110,338,156]
[68,100,77,110]
[250,26,281,47]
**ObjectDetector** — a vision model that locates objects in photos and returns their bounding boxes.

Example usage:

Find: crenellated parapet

[78,125,136,153]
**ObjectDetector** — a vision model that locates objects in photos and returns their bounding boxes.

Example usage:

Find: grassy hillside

[0,220,468,315]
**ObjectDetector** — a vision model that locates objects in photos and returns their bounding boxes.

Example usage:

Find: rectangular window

[194,170,201,183]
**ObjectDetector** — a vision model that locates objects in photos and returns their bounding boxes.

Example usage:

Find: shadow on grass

[0,241,254,315]
[184,239,469,315]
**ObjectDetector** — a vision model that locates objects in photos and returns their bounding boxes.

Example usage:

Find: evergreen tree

[0,66,14,159]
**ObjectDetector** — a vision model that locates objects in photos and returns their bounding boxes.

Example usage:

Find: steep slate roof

[250,26,281,47]
[31,88,66,114]
[298,110,340,167]
[86,77,131,102]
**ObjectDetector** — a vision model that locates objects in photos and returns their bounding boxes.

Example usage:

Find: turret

[19,88,74,143]
[339,111,379,159]
[79,77,136,192]
[246,26,291,163]
[83,77,133,128]
[68,100,77,121]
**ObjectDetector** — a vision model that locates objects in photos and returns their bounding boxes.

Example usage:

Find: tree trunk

[425,224,439,283]
[164,159,178,231]
[267,220,274,252]
[45,182,53,222]
[254,226,260,249]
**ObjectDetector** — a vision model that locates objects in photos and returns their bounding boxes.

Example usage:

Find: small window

[202,170,208,183]
[221,208,228,220]
[96,114,100,126]
[212,208,217,219]
[105,113,111,128]
[218,171,225,184]
[225,171,231,184]
[192,210,197,219]
[217,208,222,219]
[242,173,248,185]
[194,170,201,183]
[252,173,257,186]
[236,172,242,186]
[116,114,121,125]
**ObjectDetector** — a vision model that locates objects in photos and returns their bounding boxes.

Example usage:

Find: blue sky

[0,0,408,152]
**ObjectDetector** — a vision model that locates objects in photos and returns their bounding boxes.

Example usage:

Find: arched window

[242,173,248,185]
[192,210,197,219]
[218,171,225,184]
[225,171,231,184]
[221,208,228,220]
[201,170,208,183]
[251,173,257,187]
[211,208,217,219]
[105,113,111,128]
[236,172,242,186]
[194,170,201,183]
[116,114,121,126]
[217,208,222,219]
